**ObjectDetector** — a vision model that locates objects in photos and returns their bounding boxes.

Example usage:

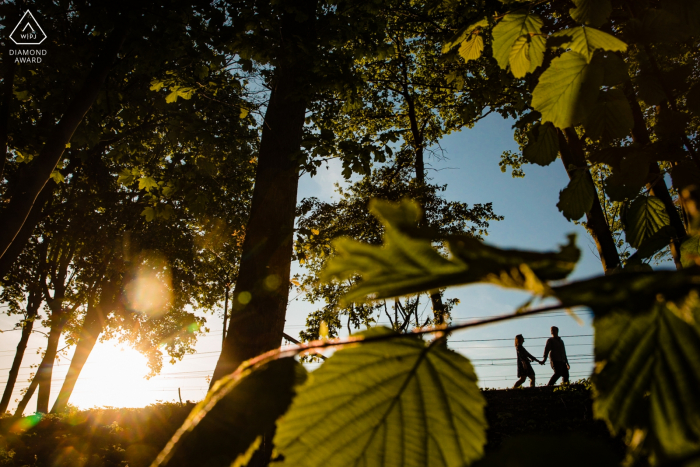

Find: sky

[0,113,611,413]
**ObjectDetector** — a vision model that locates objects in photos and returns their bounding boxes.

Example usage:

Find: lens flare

[125,256,172,318]
[9,413,43,433]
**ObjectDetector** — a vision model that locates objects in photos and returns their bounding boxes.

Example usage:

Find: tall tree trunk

[559,129,621,273]
[35,315,67,413]
[0,22,127,263]
[0,51,17,182]
[210,3,317,385]
[623,85,687,267]
[13,372,39,418]
[0,285,41,413]
[222,283,229,347]
[49,315,100,413]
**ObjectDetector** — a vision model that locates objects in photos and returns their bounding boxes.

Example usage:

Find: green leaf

[322,199,580,303]
[274,329,487,467]
[165,86,195,103]
[509,36,531,78]
[239,107,249,119]
[138,176,159,191]
[630,225,676,261]
[554,268,700,316]
[635,72,667,106]
[458,35,485,62]
[522,122,559,166]
[551,27,627,62]
[528,35,546,72]
[681,235,700,268]
[141,207,156,222]
[531,51,604,128]
[582,89,634,142]
[149,80,165,92]
[49,170,65,184]
[492,11,543,71]
[625,196,671,249]
[569,0,613,28]
[592,294,700,460]
[557,169,596,221]
[442,18,488,53]
[153,357,306,467]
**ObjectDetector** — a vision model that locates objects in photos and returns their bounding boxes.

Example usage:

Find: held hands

[539,360,545,365]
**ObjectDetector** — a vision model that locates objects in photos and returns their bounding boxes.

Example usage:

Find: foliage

[274,328,486,467]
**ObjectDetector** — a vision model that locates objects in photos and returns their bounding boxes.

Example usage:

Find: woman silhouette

[513,334,541,388]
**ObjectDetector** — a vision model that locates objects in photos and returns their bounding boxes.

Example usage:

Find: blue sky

[0,113,605,413]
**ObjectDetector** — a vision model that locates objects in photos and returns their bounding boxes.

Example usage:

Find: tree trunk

[0,22,127,263]
[50,290,111,413]
[35,316,67,413]
[559,129,621,273]
[222,283,229,347]
[0,51,16,182]
[623,86,687,267]
[13,372,39,418]
[0,285,41,414]
[210,3,317,385]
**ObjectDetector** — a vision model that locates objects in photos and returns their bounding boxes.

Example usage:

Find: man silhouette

[541,326,569,386]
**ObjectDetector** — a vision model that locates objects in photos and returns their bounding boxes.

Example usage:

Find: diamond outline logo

[10,11,47,46]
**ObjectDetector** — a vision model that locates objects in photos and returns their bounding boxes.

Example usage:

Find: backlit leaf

[557,169,596,221]
[569,0,613,28]
[274,328,487,467]
[442,18,488,54]
[528,35,546,72]
[625,196,671,249]
[322,199,579,303]
[582,89,634,141]
[509,36,531,78]
[523,122,559,166]
[153,358,306,467]
[532,51,604,128]
[592,294,700,461]
[458,35,485,62]
[492,11,543,71]
[551,27,627,62]
[138,176,158,191]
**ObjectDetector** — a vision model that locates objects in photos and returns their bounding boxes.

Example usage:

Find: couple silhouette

[513,326,570,388]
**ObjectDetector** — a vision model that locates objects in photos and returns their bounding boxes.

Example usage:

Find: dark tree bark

[0,284,41,414]
[0,53,17,182]
[623,83,687,268]
[210,2,317,385]
[559,129,621,273]
[50,283,114,413]
[0,22,128,263]
[35,316,67,413]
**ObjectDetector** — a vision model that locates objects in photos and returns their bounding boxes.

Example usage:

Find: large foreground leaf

[532,51,604,128]
[569,0,613,28]
[592,294,700,460]
[151,358,305,467]
[492,11,542,71]
[557,169,596,221]
[625,196,671,249]
[523,122,559,166]
[582,88,634,141]
[554,268,700,316]
[551,26,627,62]
[274,328,487,467]
[322,199,579,303]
